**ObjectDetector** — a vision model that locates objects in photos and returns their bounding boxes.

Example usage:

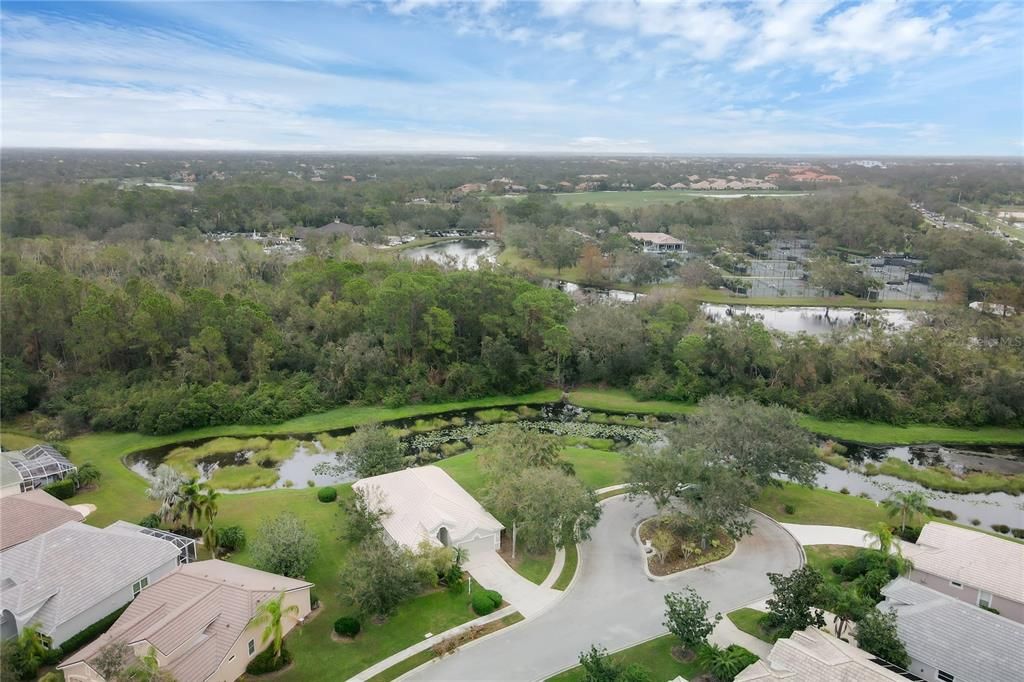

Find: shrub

[991,524,1010,534]
[839,487,850,495]
[830,558,848,575]
[217,525,247,552]
[333,616,361,638]
[472,590,496,616]
[928,506,956,520]
[43,478,75,500]
[317,486,338,503]
[307,480,315,487]
[484,589,502,607]
[138,513,161,529]
[895,526,921,543]
[310,592,320,609]
[245,645,292,675]
[970,518,981,526]
[783,504,796,515]
[1012,528,1024,539]
[57,604,130,656]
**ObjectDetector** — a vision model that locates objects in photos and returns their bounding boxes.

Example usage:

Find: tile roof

[881,578,1024,682]
[353,465,503,550]
[61,560,311,682]
[627,232,685,245]
[0,489,84,551]
[0,522,179,637]
[903,522,1024,602]
[735,627,906,681]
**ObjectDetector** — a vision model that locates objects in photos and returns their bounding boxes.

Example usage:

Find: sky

[1,0,1021,155]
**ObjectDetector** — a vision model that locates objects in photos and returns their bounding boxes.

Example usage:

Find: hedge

[471,589,503,616]
[59,604,130,655]
[246,645,292,675]
[333,616,360,638]
[317,486,338,503]
[43,478,75,500]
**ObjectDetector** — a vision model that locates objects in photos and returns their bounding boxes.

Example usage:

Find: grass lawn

[727,608,778,643]
[552,544,578,591]
[514,551,556,585]
[865,458,1024,495]
[569,388,1024,446]
[753,483,889,530]
[546,634,706,682]
[805,545,859,587]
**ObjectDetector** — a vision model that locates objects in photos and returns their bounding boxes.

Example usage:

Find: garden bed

[638,516,735,576]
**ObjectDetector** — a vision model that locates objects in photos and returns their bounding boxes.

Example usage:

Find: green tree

[250,592,300,661]
[577,645,653,682]
[121,645,176,681]
[864,522,895,555]
[479,424,570,477]
[340,537,421,618]
[73,462,102,489]
[663,587,722,652]
[856,608,910,668]
[764,566,826,636]
[91,641,134,680]
[342,486,389,544]
[174,479,203,531]
[250,512,319,578]
[696,643,758,682]
[346,424,403,478]
[882,492,928,532]
[146,465,187,526]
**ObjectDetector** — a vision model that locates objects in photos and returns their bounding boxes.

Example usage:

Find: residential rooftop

[0,489,84,551]
[735,627,907,682]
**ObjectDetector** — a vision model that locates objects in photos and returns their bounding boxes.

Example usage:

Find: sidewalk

[781,523,915,554]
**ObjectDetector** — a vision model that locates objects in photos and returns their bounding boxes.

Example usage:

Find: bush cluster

[333,616,361,638]
[138,513,161,528]
[42,478,75,500]
[245,646,292,675]
[317,486,338,503]
[471,589,503,616]
[217,525,247,552]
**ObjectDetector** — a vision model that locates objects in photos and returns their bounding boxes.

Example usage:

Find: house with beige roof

[0,489,83,551]
[735,627,907,681]
[353,465,503,552]
[902,522,1024,622]
[627,232,685,253]
[59,560,312,682]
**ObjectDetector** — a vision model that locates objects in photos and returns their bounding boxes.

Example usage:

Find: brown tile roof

[0,490,84,551]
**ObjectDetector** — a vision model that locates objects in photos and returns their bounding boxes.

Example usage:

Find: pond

[700,303,916,335]
[122,403,1022,529]
[544,279,643,304]
[402,238,500,270]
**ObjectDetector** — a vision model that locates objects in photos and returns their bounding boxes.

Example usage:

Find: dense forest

[2,153,1022,437]
[2,238,1022,436]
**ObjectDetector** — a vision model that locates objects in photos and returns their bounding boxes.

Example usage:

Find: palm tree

[697,643,750,682]
[882,491,928,532]
[864,521,895,555]
[74,462,102,489]
[122,645,175,681]
[146,465,187,525]
[15,624,47,678]
[174,480,203,531]
[198,485,220,526]
[250,592,300,661]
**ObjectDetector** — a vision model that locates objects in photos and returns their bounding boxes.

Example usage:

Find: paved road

[406,497,802,681]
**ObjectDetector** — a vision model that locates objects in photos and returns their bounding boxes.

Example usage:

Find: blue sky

[2,1,1021,154]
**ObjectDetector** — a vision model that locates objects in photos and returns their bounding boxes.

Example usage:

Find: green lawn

[805,545,859,587]
[546,634,706,682]
[865,458,1024,495]
[569,388,1024,446]
[727,608,777,643]
[552,544,579,591]
[753,483,889,530]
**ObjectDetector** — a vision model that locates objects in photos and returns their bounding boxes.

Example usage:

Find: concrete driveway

[406,496,802,681]
[465,549,561,618]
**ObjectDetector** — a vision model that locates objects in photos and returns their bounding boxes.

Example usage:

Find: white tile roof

[353,466,503,550]
[881,578,1024,682]
[0,522,179,637]
[61,560,312,682]
[627,231,685,245]
[903,522,1024,603]
[735,627,906,681]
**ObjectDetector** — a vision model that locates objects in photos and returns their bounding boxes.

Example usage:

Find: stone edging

[632,516,739,582]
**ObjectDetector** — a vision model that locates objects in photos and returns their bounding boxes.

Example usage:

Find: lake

[402,238,500,270]
[701,303,916,335]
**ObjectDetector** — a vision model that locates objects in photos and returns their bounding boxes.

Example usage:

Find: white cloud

[544,31,585,51]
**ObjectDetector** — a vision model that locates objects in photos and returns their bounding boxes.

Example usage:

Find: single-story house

[0,489,84,551]
[1,522,180,647]
[627,232,686,253]
[649,182,668,190]
[296,220,368,241]
[735,627,907,681]
[104,520,198,566]
[60,560,312,682]
[669,182,688,190]
[902,522,1024,622]
[879,578,1024,682]
[353,465,504,552]
[0,445,77,497]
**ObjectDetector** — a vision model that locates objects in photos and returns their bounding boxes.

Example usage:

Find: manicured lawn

[805,545,859,587]
[552,544,578,591]
[501,546,556,585]
[727,608,777,643]
[753,483,889,530]
[569,388,1024,446]
[546,634,706,682]
[0,430,42,450]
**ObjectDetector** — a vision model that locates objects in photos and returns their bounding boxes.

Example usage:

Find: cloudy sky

[1,1,1021,154]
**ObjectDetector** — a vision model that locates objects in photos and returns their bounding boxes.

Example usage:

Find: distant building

[453,182,486,194]
[649,182,668,190]
[735,627,907,681]
[59,560,312,682]
[669,182,688,189]
[627,232,685,253]
[902,522,1024,622]
[296,220,368,241]
[880,578,1024,682]
[690,180,712,190]
[342,175,357,182]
